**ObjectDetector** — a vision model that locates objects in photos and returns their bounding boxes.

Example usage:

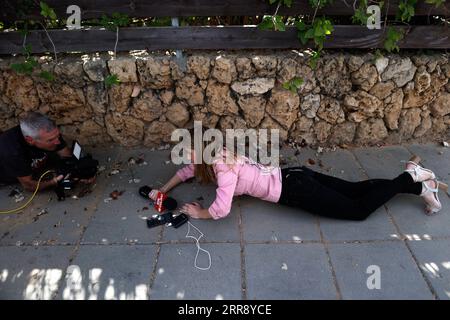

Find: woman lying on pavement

[147,127,448,221]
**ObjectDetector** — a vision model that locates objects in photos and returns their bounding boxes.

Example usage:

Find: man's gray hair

[19,112,57,139]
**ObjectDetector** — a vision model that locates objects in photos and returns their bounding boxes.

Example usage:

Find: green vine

[258,0,293,31]
[4,0,446,79]
[10,45,38,75]
[10,1,57,81]
[296,17,334,51]
[384,27,405,52]
[397,0,418,22]
[39,1,57,22]
[100,13,131,31]
[259,0,442,57]
[425,0,445,7]
[100,12,130,57]
[308,0,334,9]
[100,12,130,87]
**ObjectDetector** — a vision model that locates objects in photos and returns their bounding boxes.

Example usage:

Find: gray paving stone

[328,242,433,299]
[150,243,241,299]
[351,145,446,238]
[162,178,240,242]
[55,244,157,300]
[245,243,337,299]
[0,189,101,246]
[317,149,366,181]
[240,196,320,242]
[408,239,450,300]
[0,183,49,238]
[279,145,300,169]
[384,194,450,238]
[1,144,448,300]
[82,149,177,244]
[319,207,400,241]
[0,245,75,300]
[115,148,179,189]
[80,172,160,244]
[316,149,399,241]
[352,145,412,179]
[294,147,323,171]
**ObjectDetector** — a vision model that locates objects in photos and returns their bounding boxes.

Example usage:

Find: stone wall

[0,50,449,147]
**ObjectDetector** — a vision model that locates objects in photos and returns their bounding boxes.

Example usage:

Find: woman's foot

[405,155,436,183]
[421,179,443,215]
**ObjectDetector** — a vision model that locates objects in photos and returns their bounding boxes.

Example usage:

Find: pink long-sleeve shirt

[176,159,282,220]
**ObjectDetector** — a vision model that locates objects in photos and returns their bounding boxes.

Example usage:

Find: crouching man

[0,112,95,194]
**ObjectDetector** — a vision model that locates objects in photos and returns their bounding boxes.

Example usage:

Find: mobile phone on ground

[146,212,173,228]
[169,213,189,228]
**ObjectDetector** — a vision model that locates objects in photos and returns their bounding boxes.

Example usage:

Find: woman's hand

[148,189,161,201]
[180,202,212,219]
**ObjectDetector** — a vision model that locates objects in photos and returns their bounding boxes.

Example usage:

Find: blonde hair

[188,127,239,184]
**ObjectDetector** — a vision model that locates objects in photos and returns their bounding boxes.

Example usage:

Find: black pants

[277,166,422,221]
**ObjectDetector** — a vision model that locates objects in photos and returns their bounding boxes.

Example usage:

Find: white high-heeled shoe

[403,155,436,183]
[421,179,449,215]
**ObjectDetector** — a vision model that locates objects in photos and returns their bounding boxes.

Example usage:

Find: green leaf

[105,74,121,87]
[111,12,130,27]
[295,20,307,31]
[28,58,38,68]
[273,15,286,31]
[397,0,417,22]
[384,27,403,52]
[10,60,35,75]
[425,0,444,8]
[283,0,293,7]
[292,77,304,87]
[23,44,32,56]
[10,63,26,74]
[258,16,275,30]
[323,20,334,34]
[305,28,315,39]
[100,13,130,31]
[308,0,334,9]
[309,51,321,70]
[39,70,54,81]
[40,1,57,20]
[314,25,324,37]
[297,31,309,45]
[282,77,304,93]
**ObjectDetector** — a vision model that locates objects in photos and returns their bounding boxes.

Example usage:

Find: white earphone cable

[185,221,211,271]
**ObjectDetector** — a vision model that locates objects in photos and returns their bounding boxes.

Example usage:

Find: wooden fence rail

[0,1,449,53]
[0,25,449,54]
[1,0,449,22]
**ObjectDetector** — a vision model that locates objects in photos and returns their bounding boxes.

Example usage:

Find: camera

[55,141,99,201]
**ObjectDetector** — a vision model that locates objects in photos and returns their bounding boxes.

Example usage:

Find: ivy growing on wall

[4,0,448,87]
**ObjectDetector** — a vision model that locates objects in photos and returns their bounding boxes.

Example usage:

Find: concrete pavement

[0,143,449,300]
